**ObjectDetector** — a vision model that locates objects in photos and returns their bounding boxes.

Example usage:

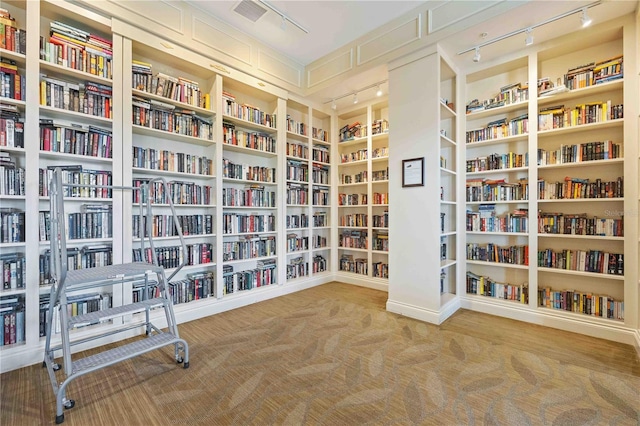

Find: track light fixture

[322,79,388,111]
[473,47,481,63]
[581,8,592,27]
[457,1,601,60]
[257,0,309,34]
[525,28,534,46]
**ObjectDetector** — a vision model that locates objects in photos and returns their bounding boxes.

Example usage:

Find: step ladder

[43,166,190,424]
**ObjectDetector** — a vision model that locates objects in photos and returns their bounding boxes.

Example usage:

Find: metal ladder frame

[43,167,191,424]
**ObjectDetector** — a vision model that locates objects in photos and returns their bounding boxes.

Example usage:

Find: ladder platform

[68,298,166,328]
[72,332,179,374]
[66,263,163,287]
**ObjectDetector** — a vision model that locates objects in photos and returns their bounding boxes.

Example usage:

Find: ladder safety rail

[43,167,190,424]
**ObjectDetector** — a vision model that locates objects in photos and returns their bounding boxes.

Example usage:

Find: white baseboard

[386,297,460,325]
[332,272,389,292]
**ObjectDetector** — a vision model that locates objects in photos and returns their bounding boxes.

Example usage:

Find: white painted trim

[333,272,389,292]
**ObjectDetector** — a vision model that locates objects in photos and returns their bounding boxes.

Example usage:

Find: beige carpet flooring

[1,282,639,425]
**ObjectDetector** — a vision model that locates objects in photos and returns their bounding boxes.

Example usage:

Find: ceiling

[186,0,638,108]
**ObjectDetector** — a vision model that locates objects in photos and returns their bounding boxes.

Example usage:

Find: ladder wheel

[183,361,190,369]
[55,414,64,424]
[64,400,75,409]
[53,363,61,371]
[176,356,183,364]
[42,361,46,368]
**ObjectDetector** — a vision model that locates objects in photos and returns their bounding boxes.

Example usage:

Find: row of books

[465,272,529,304]
[39,245,113,285]
[537,140,621,165]
[133,214,214,238]
[312,145,330,163]
[132,146,213,176]
[339,255,367,275]
[340,149,367,163]
[132,61,210,110]
[286,142,308,159]
[466,243,528,265]
[286,115,307,136]
[39,209,113,241]
[286,213,308,229]
[39,166,112,198]
[222,213,276,234]
[132,178,212,205]
[286,159,308,182]
[40,76,112,118]
[313,235,328,249]
[222,185,276,208]
[1,253,24,290]
[286,183,307,205]
[1,296,25,346]
[338,193,367,206]
[286,256,308,279]
[312,165,329,185]
[286,234,308,252]
[467,152,528,173]
[373,212,388,228]
[0,105,24,148]
[538,101,623,131]
[132,97,213,140]
[340,213,367,227]
[222,158,275,183]
[222,258,277,293]
[340,171,367,184]
[538,287,623,320]
[538,212,623,237]
[223,122,276,153]
[41,120,112,159]
[0,9,26,54]
[466,207,529,233]
[132,243,214,269]
[466,82,529,114]
[0,209,24,243]
[39,292,111,335]
[339,122,366,142]
[222,91,276,129]
[537,249,623,275]
[0,152,24,196]
[339,230,367,249]
[222,235,276,262]
[537,176,623,200]
[1,59,24,100]
[466,178,529,202]
[466,114,529,144]
[372,231,389,252]
[562,55,623,90]
[372,262,388,279]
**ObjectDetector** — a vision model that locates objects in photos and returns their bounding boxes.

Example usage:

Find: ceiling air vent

[233,0,268,22]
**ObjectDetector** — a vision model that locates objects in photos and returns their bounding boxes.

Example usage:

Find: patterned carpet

[2,282,639,425]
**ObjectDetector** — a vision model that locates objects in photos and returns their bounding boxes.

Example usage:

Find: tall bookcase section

[36,2,122,347]
[439,55,459,305]
[336,106,370,282]
[284,99,311,282]
[464,57,532,314]
[369,101,390,283]
[123,35,218,310]
[535,23,636,335]
[309,107,332,279]
[0,0,27,349]
[221,78,280,293]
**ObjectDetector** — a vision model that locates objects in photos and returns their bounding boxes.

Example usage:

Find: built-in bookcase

[335,100,389,285]
[0,1,28,348]
[462,17,638,342]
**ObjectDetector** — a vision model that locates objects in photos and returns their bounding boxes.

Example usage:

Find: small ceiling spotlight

[376,85,382,97]
[525,28,534,46]
[581,8,592,27]
[352,93,358,104]
[473,47,481,63]
[331,99,337,110]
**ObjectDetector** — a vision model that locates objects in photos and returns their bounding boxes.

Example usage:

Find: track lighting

[473,47,481,63]
[323,79,387,111]
[280,16,287,31]
[376,85,382,97]
[525,28,533,46]
[353,93,358,104]
[457,1,600,59]
[257,0,309,34]
[581,8,592,27]
[331,99,337,110]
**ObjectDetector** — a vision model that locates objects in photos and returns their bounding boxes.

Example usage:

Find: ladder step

[72,332,179,374]
[66,262,164,287]
[68,298,166,328]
